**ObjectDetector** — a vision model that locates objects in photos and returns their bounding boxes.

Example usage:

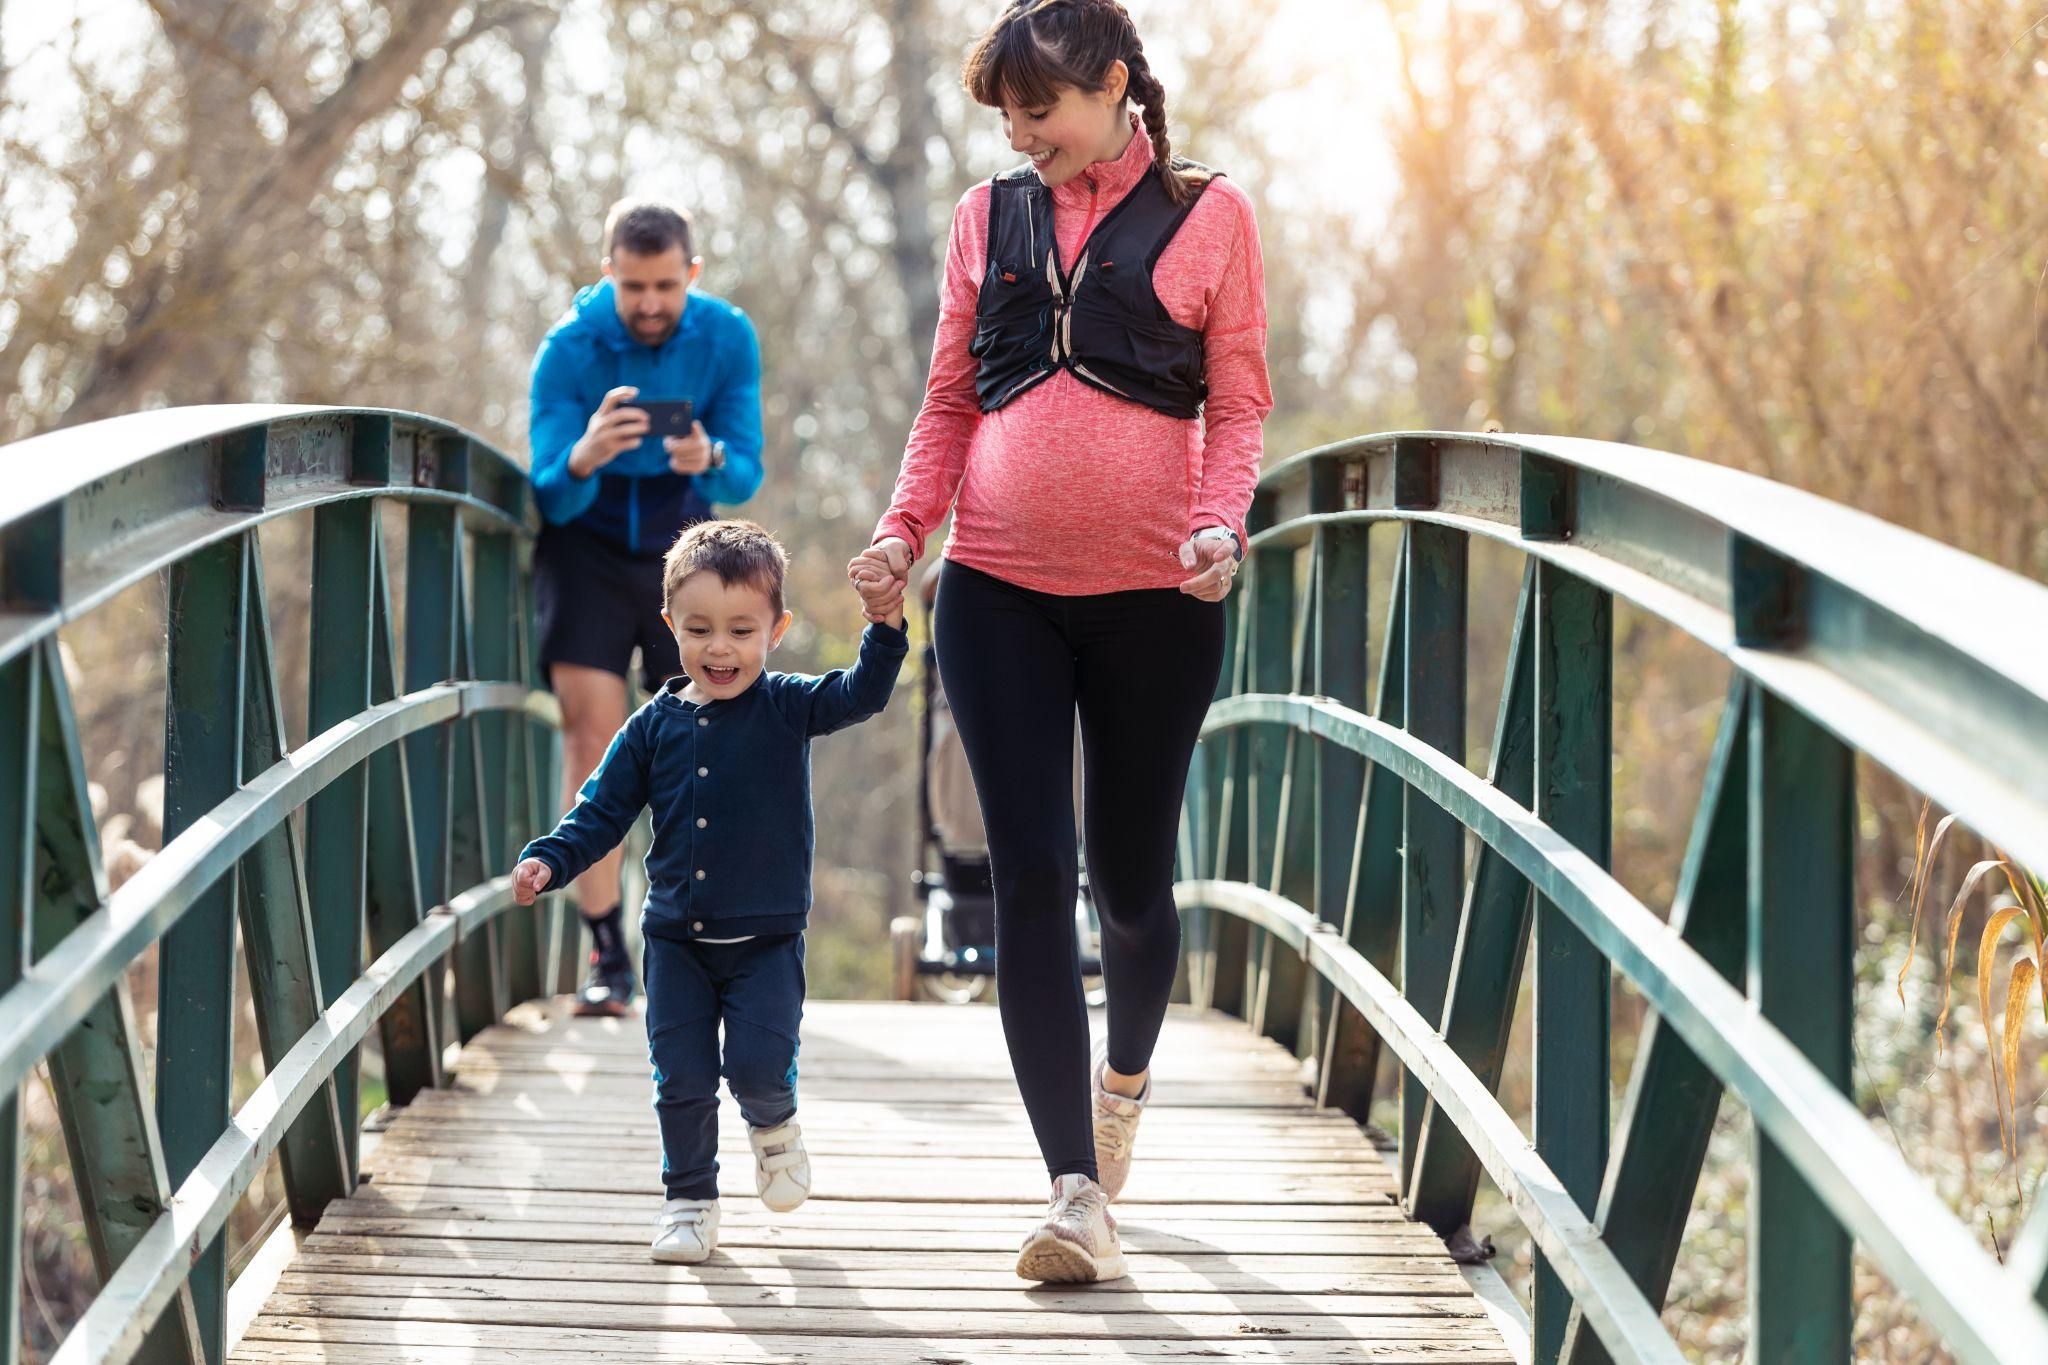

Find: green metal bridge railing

[1172,433,2048,1364]
[0,406,570,1364]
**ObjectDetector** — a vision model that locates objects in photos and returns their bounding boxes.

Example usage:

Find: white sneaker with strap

[1091,1046,1149,1201]
[1016,1173,1127,1283]
[651,1197,719,1264]
[749,1119,811,1212]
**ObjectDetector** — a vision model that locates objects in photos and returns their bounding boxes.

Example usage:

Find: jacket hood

[554,279,705,354]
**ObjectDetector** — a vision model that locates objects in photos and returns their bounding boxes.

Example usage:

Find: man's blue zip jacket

[519,622,909,940]
[528,280,765,553]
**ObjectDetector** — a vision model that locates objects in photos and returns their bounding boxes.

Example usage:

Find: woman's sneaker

[1091,1048,1149,1200]
[651,1197,720,1264]
[749,1119,811,1212]
[1015,1173,1126,1283]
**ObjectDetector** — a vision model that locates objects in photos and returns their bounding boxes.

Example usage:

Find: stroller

[890,561,1105,1004]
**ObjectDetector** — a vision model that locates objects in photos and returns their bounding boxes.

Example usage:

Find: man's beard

[630,315,678,344]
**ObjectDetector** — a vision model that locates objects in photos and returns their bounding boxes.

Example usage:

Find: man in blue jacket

[528,197,765,1015]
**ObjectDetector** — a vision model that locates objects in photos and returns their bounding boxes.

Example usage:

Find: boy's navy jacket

[520,622,909,940]
[528,280,765,553]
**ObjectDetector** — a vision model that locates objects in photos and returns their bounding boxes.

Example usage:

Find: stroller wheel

[922,972,990,1005]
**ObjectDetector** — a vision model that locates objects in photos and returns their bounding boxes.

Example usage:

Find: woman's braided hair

[962,0,1206,206]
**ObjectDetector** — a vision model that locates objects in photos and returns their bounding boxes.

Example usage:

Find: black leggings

[934,561,1225,1182]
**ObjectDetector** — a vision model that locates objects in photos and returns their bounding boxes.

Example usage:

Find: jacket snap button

[698,767,708,777]
[692,921,703,932]
[695,869,706,880]
[698,717,708,727]
[696,817,707,828]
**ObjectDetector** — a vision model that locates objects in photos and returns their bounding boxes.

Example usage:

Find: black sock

[586,905,625,963]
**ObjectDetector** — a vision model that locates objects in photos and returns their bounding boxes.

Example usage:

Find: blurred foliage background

[3,0,2046,1359]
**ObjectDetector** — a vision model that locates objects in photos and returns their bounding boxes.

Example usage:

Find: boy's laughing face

[664,570,792,702]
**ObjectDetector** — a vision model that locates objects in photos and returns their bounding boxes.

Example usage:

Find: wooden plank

[299,1236,1470,1274]
[280,1251,1473,1293]
[339,1195,1425,1227]
[270,1273,1487,1319]
[234,1320,1515,1363]
[248,1294,1507,1341]
[306,1218,1446,1256]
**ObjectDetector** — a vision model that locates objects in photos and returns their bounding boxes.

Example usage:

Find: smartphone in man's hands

[609,398,695,477]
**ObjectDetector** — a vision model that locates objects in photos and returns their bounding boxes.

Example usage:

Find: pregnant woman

[849,0,1271,1284]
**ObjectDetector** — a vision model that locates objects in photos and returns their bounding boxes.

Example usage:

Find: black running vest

[971,159,1216,419]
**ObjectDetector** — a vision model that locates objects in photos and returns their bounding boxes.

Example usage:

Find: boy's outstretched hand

[512,858,553,905]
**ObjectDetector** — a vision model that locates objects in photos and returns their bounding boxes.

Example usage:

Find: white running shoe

[1091,1047,1149,1201]
[651,1197,720,1264]
[1016,1173,1127,1283]
[749,1119,811,1212]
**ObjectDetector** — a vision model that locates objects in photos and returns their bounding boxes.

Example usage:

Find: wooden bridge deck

[228,1000,1518,1363]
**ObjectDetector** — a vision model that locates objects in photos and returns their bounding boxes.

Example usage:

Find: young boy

[511,519,907,1263]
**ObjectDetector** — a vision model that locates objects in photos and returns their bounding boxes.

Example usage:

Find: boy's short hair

[605,197,696,260]
[663,520,787,617]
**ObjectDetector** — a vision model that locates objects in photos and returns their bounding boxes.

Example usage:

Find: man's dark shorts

[534,520,688,694]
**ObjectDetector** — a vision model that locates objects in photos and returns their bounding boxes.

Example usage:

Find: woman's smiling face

[1000,60,1129,189]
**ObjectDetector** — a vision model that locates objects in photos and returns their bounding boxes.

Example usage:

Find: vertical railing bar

[1530,560,1614,1363]
[159,533,251,1360]
[1408,564,1539,1235]
[447,523,504,1039]
[1320,539,1406,1120]
[473,530,537,1006]
[367,523,444,1103]
[32,641,204,1364]
[1561,677,1752,1365]
[307,499,375,1175]
[0,647,36,1365]
[1250,540,1308,1051]
[1398,522,1467,1188]
[1309,516,1370,1111]
[1208,574,1253,1020]
[1749,687,1854,1362]
[233,539,352,1224]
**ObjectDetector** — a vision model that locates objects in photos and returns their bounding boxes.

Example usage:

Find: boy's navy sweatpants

[642,929,805,1200]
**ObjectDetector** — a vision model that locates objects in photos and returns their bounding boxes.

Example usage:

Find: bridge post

[1560,679,1751,1365]
[1749,686,1854,1362]
[1310,509,1372,1107]
[1247,530,1309,1051]
[365,528,445,1103]
[308,498,376,1176]
[446,526,509,1037]
[1321,544,1408,1121]
[475,530,543,1004]
[1407,566,1537,1233]
[1531,558,1613,1362]
[234,547,354,1224]
[1209,586,1252,1019]
[1396,439,1467,1190]
[159,535,252,1361]
[0,651,25,1365]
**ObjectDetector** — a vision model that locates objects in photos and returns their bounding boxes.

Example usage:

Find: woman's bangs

[964,20,1068,110]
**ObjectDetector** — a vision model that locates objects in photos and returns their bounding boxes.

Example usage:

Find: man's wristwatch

[708,439,727,471]
[1193,526,1243,561]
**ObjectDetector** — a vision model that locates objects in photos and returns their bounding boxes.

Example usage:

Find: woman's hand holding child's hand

[1178,534,1239,602]
[847,538,912,627]
[512,858,553,906]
